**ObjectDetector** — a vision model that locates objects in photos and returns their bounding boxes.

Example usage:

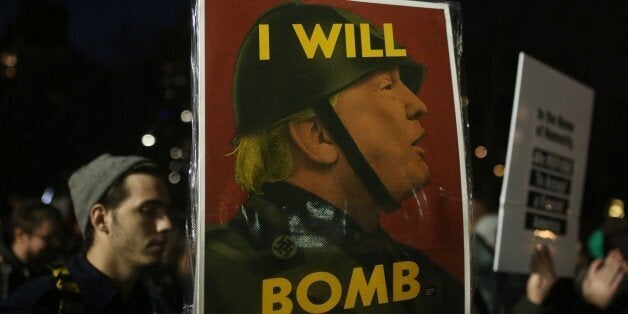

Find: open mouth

[413,146,426,158]
[148,238,168,251]
[411,133,426,157]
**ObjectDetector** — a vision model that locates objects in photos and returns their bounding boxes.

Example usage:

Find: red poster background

[204,0,465,282]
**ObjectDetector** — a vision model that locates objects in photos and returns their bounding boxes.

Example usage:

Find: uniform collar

[234,181,427,275]
[258,182,391,250]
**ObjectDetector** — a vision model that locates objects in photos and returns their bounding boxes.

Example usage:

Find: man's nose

[403,86,427,120]
[156,214,173,233]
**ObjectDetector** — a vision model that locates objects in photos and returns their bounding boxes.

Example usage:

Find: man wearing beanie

[0,154,173,313]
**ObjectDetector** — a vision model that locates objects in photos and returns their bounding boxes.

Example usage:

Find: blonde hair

[233,94,339,194]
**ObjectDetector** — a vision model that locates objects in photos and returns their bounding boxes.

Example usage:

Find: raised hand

[527,244,557,305]
[581,249,626,310]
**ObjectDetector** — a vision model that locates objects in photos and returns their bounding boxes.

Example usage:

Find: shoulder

[204,224,267,313]
[205,223,267,285]
[204,217,354,313]
[205,223,262,271]
[0,274,60,313]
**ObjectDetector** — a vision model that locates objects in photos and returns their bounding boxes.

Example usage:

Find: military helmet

[232,2,426,138]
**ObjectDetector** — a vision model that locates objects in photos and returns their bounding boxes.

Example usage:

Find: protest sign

[495,52,594,277]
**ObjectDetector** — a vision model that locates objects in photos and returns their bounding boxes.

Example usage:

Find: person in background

[509,244,557,313]
[580,200,628,313]
[514,247,626,314]
[0,199,62,298]
[578,249,626,313]
[0,154,174,313]
[473,196,627,314]
[472,198,532,314]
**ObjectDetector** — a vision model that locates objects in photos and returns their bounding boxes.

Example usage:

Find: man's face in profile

[108,173,172,268]
[335,66,430,204]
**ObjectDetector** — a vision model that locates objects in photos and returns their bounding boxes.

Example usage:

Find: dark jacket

[205,181,464,313]
[0,254,168,313]
[0,233,40,299]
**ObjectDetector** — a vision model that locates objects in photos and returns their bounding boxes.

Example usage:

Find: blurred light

[4,53,17,67]
[180,110,193,123]
[174,75,186,86]
[474,146,488,159]
[165,89,176,99]
[41,187,55,205]
[493,164,504,177]
[534,229,557,240]
[161,76,173,87]
[5,68,16,79]
[169,161,182,172]
[608,199,625,218]
[142,134,156,147]
[168,172,181,184]
[170,147,183,159]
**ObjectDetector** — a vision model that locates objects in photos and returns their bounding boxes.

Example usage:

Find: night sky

[0,0,192,221]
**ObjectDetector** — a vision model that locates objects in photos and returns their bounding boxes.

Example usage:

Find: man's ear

[90,204,110,234]
[289,117,337,164]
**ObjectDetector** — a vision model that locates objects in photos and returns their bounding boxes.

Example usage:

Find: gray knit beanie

[69,154,150,236]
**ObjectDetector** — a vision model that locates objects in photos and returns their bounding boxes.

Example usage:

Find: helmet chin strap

[312,100,400,211]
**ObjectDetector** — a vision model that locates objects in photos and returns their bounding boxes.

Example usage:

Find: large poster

[196,0,469,312]
[495,53,594,277]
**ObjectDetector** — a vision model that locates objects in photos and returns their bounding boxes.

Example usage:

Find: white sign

[494,52,594,277]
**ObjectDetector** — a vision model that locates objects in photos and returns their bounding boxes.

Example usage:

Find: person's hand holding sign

[527,244,557,305]
[582,249,626,310]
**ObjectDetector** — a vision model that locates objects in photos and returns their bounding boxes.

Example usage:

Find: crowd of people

[0,154,192,313]
[1,156,625,314]
[0,200,63,298]
[473,200,628,314]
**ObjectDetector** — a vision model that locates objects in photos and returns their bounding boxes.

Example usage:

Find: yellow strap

[52,265,84,314]
[56,279,81,294]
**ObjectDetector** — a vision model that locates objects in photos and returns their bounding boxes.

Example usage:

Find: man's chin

[422,174,432,188]
[393,174,431,204]
[413,169,431,192]
[378,169,431,212]
[136,253,164,269]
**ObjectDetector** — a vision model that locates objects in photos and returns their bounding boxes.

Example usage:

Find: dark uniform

[0,254,169,313]
[205,182,464,313]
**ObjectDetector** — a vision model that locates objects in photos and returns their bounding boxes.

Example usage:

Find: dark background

[0,0,193,225]
[463,0,628,238]
[1,0,626,244]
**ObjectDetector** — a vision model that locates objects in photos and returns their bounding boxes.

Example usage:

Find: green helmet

[232,2,427,209]
[232,2,426,137]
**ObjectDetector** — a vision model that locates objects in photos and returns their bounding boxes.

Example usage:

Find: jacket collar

[68,254,152,314]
